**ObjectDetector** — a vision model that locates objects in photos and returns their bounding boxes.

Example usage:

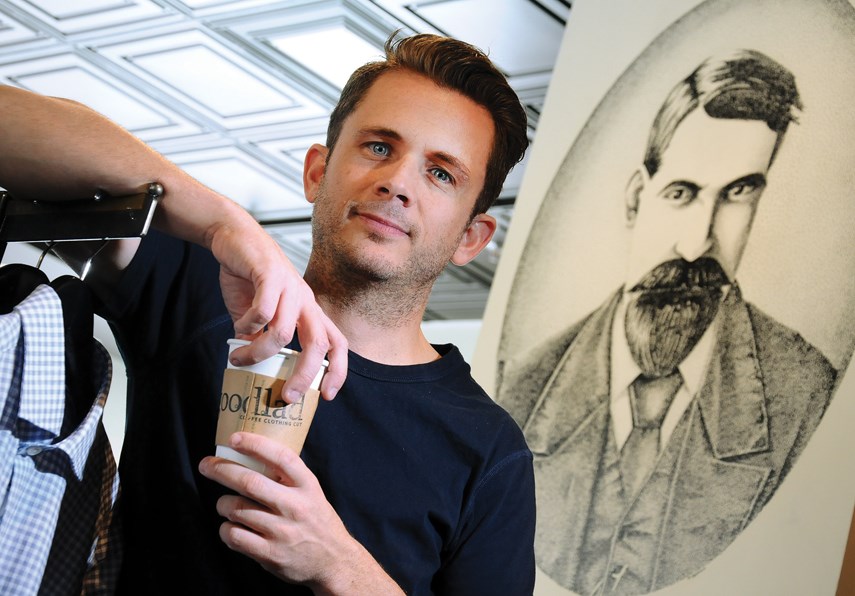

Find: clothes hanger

[0,183,162,262]
[0,183,161,310]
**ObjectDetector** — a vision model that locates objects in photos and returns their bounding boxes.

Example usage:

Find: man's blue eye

[432,168,452,184]
[370,142,389,156]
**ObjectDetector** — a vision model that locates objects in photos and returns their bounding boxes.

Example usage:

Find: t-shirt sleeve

[433,446,536,595]
[94,229,230,370]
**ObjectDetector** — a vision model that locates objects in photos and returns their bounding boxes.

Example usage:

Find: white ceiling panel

[254,132,328,176]
[170,145,308,214]
[177,0,300,15]
[16,69,172,130]
[95,29,328,129]
[414,0,564,76]
[9,67,163,132]
[217,1,399,108]
[0,10,38,45]
[269,22,384,89]
[0,52,204,140]
[12,0,166,34]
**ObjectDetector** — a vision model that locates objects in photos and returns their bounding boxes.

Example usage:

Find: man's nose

[375,159,413,204]
[674,195,717,262]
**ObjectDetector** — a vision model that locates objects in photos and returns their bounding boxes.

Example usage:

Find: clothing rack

[0,183,161,594]
[0,182,162,262]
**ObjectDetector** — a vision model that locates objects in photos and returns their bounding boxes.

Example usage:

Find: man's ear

[625,168,646,227]
[303,143,329,204]
[451,213,497,266]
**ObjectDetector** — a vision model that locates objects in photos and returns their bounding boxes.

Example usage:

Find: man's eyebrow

[358,126,402,142]
[724,173,767,189]
[430,150,471,183]
[661,180,701,194]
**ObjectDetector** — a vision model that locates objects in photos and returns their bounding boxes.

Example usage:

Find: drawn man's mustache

[625,258,728,377]
[629,256,729,296]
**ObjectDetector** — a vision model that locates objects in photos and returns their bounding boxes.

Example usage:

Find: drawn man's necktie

[620,371,683,497]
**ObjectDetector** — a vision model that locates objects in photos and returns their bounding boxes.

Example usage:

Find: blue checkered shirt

[0,283,120,595]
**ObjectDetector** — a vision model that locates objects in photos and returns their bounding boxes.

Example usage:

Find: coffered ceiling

[0,0,570,320]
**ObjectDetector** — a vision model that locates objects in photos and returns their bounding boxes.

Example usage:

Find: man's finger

[226,432,315,490]
[228,333,292,367]
[320,321,347,401]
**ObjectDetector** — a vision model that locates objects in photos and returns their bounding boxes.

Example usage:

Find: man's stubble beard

[624,257,729,377]
[308,180,465,325]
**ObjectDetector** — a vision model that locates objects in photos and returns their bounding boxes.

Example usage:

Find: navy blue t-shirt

[100,230,535,595]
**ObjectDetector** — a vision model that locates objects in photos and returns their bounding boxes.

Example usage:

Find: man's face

[622,109,779,375]
[304,69,495,289]
[624,108,779,289]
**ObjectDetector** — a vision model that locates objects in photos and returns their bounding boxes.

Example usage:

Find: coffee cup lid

[227,338,329,368]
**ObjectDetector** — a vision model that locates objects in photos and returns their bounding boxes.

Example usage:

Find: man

[496,49,837,595]
[0,33,534,594]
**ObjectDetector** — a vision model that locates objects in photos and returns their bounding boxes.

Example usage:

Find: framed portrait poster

[473,0,855,593]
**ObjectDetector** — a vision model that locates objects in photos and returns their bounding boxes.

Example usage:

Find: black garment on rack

[0,263,48,313]
[50,275,97,435]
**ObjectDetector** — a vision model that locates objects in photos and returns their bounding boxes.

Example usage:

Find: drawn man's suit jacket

[496,285,836,594]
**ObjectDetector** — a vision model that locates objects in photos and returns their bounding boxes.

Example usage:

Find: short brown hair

[326,32,529,216]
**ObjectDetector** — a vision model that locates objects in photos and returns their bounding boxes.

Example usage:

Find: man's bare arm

[0,85,346,401]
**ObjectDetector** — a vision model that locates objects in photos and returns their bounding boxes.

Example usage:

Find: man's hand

[207,219,347,402]
[198,433,404,596]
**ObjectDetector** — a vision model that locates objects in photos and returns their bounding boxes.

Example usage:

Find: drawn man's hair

[326,31,529,217]
[643,49,803,176]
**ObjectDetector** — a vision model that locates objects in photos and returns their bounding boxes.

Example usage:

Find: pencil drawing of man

[495,49,838,594]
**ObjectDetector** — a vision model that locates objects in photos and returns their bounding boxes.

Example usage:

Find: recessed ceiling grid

[0,0,570,320]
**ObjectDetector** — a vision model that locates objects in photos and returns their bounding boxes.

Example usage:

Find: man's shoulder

[448,369,534,450]
[495,291,617,425]
[500,292,615,381]
[744,301,837,380]
[739,301,837,432]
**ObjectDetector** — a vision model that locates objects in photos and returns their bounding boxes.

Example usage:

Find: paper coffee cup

[215,339,327,475]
